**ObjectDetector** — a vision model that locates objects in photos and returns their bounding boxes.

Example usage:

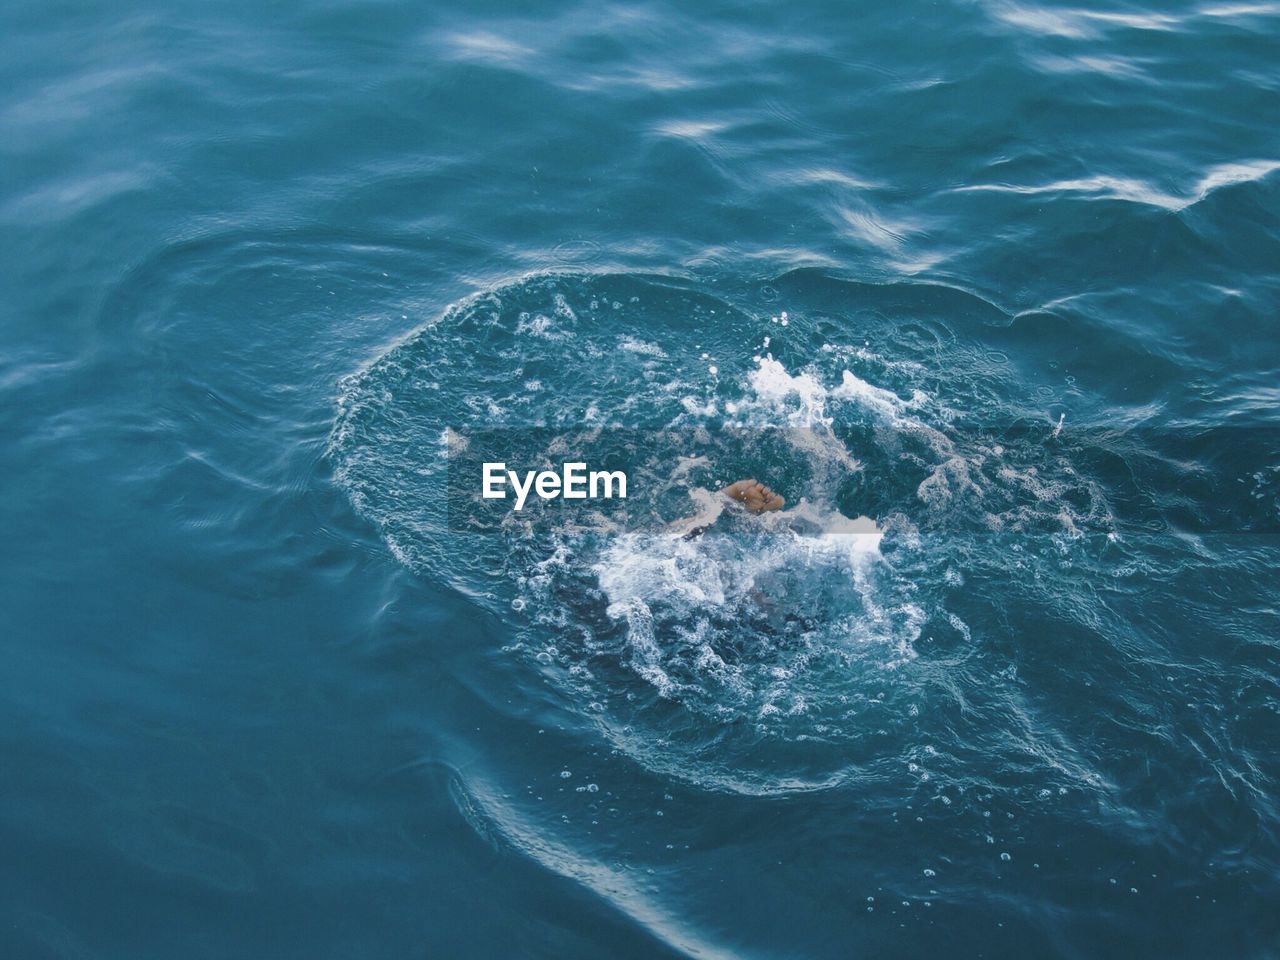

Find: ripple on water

[329,270,1134,795]
[552,238,603,264]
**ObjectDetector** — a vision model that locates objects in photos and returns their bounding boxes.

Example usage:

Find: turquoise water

[3,1,1280,957]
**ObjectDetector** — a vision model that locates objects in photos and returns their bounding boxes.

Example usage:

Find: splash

[329,272,1115,793]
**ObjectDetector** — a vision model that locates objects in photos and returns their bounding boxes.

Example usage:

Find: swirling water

[2,1,1279,958]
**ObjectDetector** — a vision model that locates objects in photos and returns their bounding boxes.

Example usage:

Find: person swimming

[722,478,785,514]
[670,478,786,539]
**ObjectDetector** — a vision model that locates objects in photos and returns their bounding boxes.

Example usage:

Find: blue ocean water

[3,1,1279,957]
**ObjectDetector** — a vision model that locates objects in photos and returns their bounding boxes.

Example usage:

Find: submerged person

[722,478,785,514]
[662,477,879,634]
[669,478,785,539]
[671,478,809,631]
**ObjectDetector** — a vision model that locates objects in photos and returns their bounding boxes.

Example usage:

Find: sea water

[2,1,1279,958]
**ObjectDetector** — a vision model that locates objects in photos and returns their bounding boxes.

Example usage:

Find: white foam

[832,369,907,418]
[590,485,896,717]
[618,335,666,357]
[746,357,833,428]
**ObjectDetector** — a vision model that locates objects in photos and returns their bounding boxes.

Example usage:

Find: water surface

[3,1,1279,957]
